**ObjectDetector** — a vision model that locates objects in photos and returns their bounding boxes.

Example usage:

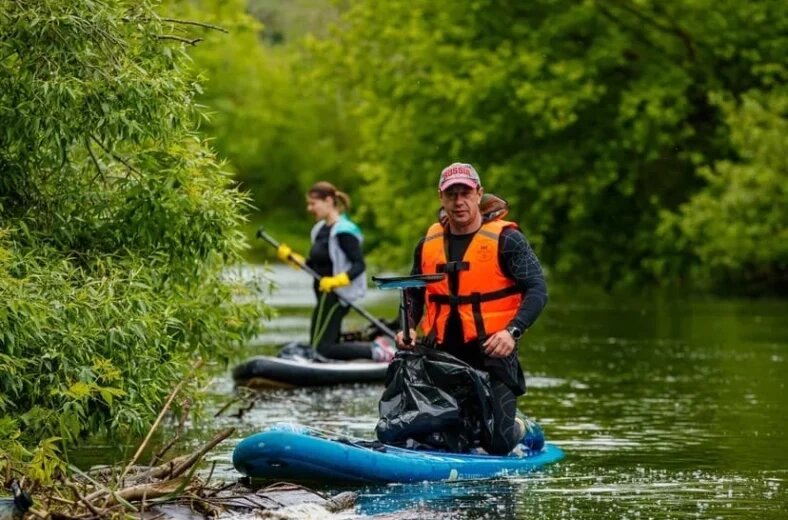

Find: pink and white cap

[438,162,482,191]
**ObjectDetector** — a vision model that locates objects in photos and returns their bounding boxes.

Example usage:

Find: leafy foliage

[656,88,788,293]
[0,0,266,480]
[186,0,785,293]
[297,0,786,291]
[163,0,356,217]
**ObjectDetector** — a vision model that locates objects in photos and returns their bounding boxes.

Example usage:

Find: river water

[82,265,788,519]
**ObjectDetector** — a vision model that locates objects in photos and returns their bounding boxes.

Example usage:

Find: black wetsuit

[307,224,369,359]
[405,225,548,454]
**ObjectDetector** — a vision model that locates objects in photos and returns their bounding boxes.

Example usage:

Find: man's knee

[485,380,519,454]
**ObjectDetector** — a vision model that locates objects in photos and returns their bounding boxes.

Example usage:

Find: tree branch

[84,136,106,185]
[603,0,698,61]
[159,18,228,33]
[596,3,678,63]
[156,35,202,46]
[89,135,141,180]
[118,359,204,485]
[67,481,102,518]
[169,427,234,479]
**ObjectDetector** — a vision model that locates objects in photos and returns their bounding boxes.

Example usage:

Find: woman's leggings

[483,379,521,455]
[310,291,374,360]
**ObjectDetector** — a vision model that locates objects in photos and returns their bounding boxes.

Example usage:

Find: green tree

[0,0,265,479]
[164,0,356,222]
[300,0,786,291]
[655,87,788,293]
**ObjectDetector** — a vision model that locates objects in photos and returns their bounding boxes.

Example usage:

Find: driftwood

[119,360,204,485]
[103,478,188,506]
[205,482,358,517]
[16,362,357,520]
[22,412,356,520]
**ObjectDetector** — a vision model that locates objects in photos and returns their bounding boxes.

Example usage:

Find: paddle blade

[372,274,445,290]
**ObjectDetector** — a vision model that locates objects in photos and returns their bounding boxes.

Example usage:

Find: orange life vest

[420,219,522,344]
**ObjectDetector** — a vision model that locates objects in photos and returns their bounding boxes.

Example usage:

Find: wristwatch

[506,325,523,340]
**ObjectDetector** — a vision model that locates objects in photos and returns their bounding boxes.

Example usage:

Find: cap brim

[439,179,479,191]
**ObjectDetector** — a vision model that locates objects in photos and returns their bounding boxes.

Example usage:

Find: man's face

[439,184,483,228]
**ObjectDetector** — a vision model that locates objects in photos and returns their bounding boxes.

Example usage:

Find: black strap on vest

[469,292,487,343]
[428,285,520,343]
[436,261,470,274]
[428,284,520,306]
[424,301,441,347]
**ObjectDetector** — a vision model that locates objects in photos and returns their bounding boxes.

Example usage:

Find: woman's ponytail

[334,190,351,211]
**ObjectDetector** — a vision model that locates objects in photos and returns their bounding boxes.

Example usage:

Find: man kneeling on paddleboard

[395,162,548,455]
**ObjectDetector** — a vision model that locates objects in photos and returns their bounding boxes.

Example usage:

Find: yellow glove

[276,244,305,269]
[319,272,351,293]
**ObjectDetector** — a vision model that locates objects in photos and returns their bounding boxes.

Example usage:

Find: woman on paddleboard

[277,181,396,363]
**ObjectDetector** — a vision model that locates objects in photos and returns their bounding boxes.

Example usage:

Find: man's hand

[318,272,351,292]
[395,329,418,349]
[482,329,516,358]
[276,244,305,269]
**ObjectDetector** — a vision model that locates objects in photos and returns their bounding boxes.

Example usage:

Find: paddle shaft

[257,227,397,340]
[400,288,413,346]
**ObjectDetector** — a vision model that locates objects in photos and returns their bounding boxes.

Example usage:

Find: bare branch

[103,478,187,506]
[150,433,180,466]
[160,18,228,33]
[66,482,102,518]
[171,428,234,478]
[118,359,204,484]
[156,35,202,46]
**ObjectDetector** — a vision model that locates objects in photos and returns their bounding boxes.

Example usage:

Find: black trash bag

[375,347,495,453]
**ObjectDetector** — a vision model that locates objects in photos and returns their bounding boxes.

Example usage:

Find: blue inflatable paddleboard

[232,423,564,483]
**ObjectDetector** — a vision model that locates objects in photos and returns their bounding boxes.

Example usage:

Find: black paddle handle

[400,288,412,346]
[256,227,397,340]
[257,227,318,277]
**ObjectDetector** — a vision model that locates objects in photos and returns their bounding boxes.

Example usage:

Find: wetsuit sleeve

[405,238,426,329]
[336,233,366,281]
[498,227,548,330]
